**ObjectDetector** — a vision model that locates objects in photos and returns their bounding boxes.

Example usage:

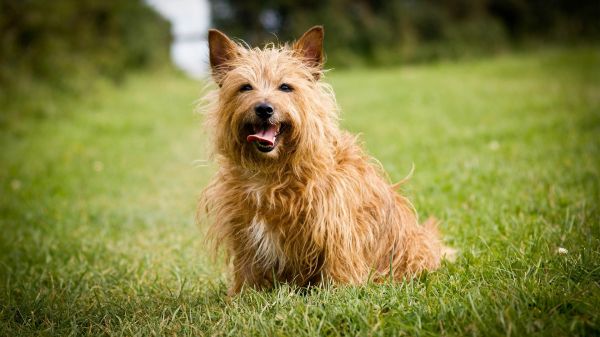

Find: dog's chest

[247,216,281,268]
[243,184,309,271]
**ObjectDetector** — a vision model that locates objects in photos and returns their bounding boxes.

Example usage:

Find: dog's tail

[391,163,415,190]
[421,216,458,262]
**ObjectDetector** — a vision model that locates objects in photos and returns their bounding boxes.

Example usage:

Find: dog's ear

[293,26,324,78]
[208,29,237,82]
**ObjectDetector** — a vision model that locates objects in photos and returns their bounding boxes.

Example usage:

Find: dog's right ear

[208,29,237,83]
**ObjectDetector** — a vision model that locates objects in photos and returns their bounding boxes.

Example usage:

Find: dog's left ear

[208,29,238,83]
[293,26,324,78]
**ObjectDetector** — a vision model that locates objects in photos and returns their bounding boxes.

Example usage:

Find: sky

[146,0,211,78]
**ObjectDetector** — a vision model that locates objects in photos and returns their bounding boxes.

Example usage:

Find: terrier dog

[201,26,448,295]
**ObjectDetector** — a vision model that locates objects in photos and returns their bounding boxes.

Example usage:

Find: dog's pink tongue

[247,125,278,146]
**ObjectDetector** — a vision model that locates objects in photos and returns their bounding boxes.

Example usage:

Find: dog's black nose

[255,103,274,119]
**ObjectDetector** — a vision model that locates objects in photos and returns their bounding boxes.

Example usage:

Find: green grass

[1,48,599,336]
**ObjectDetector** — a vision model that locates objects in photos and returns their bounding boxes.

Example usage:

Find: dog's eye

[279,83,293,92]
[239,84,253,92]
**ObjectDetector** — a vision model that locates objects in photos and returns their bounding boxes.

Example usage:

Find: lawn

[0,48,599,336]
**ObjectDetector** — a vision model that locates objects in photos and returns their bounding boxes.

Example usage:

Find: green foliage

[0,48,598,335]
[210,0,600,67]
[0,0,171,116]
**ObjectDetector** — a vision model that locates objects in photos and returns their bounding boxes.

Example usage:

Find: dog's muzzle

[246,122,281,153]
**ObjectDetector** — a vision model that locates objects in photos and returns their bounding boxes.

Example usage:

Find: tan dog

[201,26,448,295]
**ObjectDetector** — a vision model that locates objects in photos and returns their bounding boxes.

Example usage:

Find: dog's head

[204,26,339,173]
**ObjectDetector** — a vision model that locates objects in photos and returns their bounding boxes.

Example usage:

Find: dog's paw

[442,246,458,262]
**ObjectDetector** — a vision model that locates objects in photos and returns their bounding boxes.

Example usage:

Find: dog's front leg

[228,255,273,295]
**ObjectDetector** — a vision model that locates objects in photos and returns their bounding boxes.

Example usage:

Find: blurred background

[1,2,599,335]
[1,0,599,99]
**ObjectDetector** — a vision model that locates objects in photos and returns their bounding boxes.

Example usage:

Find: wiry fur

[200,27,446,295]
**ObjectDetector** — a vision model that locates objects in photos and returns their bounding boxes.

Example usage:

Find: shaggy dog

[201,26,449,295]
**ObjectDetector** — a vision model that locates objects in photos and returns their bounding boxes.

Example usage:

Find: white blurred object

[147,0,210,79]
[557,247,568,255]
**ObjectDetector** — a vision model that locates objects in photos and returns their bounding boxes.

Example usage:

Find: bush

[0,0,171,94]
[209,0,600,67]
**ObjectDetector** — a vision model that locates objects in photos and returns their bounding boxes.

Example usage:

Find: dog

[200,26,450,295]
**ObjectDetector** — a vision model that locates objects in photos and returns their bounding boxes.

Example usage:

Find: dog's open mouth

[246,122,283,153]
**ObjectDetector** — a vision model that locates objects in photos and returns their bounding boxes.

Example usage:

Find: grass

[0,48,599,336]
